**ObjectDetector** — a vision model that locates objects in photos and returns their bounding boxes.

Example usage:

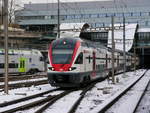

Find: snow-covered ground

[134,74,150,113]
[0,77,47,85]
[0,84,53,103]
[105,70,150,113]
[76,69,148,113]
[0,69,149,113]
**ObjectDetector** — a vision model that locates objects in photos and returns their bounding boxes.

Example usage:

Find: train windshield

[51,38,77,64]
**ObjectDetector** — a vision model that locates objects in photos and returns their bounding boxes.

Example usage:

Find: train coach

[0,49,45,75]
[47,37,139,87]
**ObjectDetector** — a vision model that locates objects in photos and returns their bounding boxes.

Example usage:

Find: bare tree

[8,0,15,24]
[0,0,3,25]
[8,0,23,26]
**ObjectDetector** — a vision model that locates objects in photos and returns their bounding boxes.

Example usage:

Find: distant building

[0,26,44,49]
[15,0,150,32]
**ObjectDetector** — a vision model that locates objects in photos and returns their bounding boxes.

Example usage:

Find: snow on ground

[106,70,150,113]
[43,91,82,113]
[0,69,148,113]
[0,77,47,85]
[76,69,146,113]
[134,73,150,113]
[0,84,54,104]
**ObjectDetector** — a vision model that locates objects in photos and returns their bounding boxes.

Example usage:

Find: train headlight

[68,68,72,71]
[68,67,76,71]
[48,67,55,71]
[51,67,54,71]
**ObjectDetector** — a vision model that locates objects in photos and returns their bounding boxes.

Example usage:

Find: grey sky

[21,0,112,4]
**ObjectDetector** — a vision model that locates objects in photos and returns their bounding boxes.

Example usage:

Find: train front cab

[47,38,86,87]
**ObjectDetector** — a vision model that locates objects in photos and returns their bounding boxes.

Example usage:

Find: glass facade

[15,1,150,34]
[136,32,150,46]
[16,11,150,29]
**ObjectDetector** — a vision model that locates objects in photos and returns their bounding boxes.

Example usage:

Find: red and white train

[47,37,139,87]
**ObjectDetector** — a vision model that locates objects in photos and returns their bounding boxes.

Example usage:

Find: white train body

[0,49,45,75]
[47,37,138,87]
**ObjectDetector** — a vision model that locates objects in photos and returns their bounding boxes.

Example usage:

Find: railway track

[0,80,98,113]
[34,81,98,113]
[0,78,48,90]
[0,73,48,90]
[91,70,150,113]
[0,88,65,113]
[133,73,150,113]
[0,70,148,113]
[0,74,47,82]
[68,82,97,113]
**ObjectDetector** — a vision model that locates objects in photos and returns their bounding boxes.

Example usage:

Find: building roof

[137,28,150,32]
[59,23,89,38]
[24,0,150,11]
[107,23,138,52]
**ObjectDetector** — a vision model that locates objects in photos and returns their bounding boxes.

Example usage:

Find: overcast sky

[21,0,111,4]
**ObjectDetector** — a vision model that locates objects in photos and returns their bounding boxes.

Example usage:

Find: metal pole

[111,16,115,84]
[134,39,136,71]
[142,48,144,68]
[4,0,9,94]
[57,0,60,39]
[123,17,126,77]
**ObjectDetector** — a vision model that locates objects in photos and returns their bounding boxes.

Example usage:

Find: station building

[14,0,150,68]
[15,0,150,31]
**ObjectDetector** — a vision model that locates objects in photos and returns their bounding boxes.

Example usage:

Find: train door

[19,57,26,72]
[92,51,96,77]
[106,54,108,69]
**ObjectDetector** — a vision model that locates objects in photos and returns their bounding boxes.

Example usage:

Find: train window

[109,57,111,63]
[29,58,32,63]
[39,57,44,61]
[0,63,4,68]
[81,42,86,47]
[89,55,91,63]
[9,63,18,68]
[75,52,83,64]
[51,38,76,64]
[52,49,73,64]
[0,50,4,55]
[20,61,25,68]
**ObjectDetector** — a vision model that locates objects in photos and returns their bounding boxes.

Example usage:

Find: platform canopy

[59,23,89,38]
[107,23,138,52]
[137,28,150,32]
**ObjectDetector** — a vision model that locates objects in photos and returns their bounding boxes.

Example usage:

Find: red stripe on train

[49,40,81,72]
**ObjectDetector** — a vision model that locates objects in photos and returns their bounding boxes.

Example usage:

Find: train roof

[0,49,42,55]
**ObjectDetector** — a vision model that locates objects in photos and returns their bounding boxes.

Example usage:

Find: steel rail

[133,79,150,113]
[0,88,60,107]
[68,82,97,113]
[97,70,148,113]
[34,89,75,113]
[0,88,65,113]
[0,74,47,82]
[0,79,48,89]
